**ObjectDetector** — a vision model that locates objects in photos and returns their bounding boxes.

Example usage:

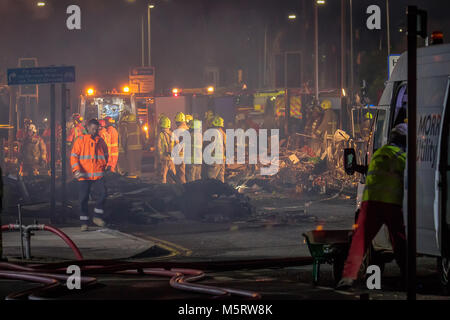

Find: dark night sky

[1,0,450,119]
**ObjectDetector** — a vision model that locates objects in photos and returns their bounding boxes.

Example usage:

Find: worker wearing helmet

[157,116,177,183]
[119,114,143,178]
[173,112,189,184]
[186,119,203,182]
[185,114,193,127]
[16,118,33,143]
[360,111,374,142]
[19,124,47,176]
[104,117,119,172]
[71,119,110,231]
[67,113,87,146]
[205,115,226,183]
[98,120,111,159]
[337,123,407,290]
[204,110,215,129]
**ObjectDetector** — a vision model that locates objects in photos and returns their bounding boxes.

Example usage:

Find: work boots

[81,224,89,232]
[93,208,106,227]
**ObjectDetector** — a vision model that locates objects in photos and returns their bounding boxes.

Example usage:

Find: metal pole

[386,0,391,57]
[147,4,151,67]
[61,84,67,220]
[314,3,319,103]
[406,5,417,301]
[50,84,56,221]
[8,86,15,146]
[349,0,354,104]
[141,16,145,67]
[341,0,347,131]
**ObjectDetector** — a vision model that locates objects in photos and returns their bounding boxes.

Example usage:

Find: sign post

[7,66,76,222]
[406,6,427,301]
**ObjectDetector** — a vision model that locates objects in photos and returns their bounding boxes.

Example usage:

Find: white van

[345,43,450,291]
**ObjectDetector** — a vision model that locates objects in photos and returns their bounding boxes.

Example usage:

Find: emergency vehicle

[345,41,450,291]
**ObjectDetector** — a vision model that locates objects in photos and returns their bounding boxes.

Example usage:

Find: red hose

[1,224,83,261]
[43,225,83,261]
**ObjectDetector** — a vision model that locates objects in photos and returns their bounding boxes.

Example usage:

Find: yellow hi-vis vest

[362,144,406,205]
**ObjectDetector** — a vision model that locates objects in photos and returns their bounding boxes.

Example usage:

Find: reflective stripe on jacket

[70,134,109,181]
[125,122,143,151]
[107,126,119,156]
[362,144,406,205]
[190,129,203,164]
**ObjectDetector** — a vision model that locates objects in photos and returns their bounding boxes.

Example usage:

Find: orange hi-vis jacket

[99,128,111,150]
[106,126,119,171]
[70,134,109,180]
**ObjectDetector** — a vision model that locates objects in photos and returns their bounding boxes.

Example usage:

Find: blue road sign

[7,66,76,85]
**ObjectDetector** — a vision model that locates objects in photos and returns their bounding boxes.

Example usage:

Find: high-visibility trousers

[175,163,186,184]
[186,164,202,182]
[342,200,406,280]
[160,159,176,184]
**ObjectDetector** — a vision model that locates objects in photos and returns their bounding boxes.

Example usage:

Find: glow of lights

[37,2,46,7]
[207,86,214,93]
[87,88,94,96]
[316,225,323,231]
[149,4,155,8]
[123,86,130,93]
[288,14,296,20]
[143,125,148,131]
[317,0,326,4]
[172,88,179,95]
[342,88,346,97]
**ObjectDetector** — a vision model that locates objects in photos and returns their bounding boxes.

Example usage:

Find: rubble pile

[226,144,358,197]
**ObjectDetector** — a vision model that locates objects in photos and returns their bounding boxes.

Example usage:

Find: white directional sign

[7,66,76,85]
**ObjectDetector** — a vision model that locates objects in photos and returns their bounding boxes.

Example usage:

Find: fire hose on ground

[0,257,314,300]
[0,224,313,300]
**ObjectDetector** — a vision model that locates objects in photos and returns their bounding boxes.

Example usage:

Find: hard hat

[72,113,83,123]
[320,100,332,110]
[175,112,185,123]
[99,119,106,127]
[205,110,214,118]
[160,116,171,129]
[105,116,115,124]
[127,114,136,122]
[365,112,373,120]
[391,123,407,136]
[212,115,224,127]
[28,124,37,134]
[185,114,193,123]
[190,119,202,130]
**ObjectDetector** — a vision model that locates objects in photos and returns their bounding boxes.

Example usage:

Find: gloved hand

[105,166,112,172]
[73,171,82,179]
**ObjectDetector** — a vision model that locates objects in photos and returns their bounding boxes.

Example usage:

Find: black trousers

[78,178,107,222]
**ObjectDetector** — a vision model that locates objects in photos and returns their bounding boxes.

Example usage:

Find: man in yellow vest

[337,123,407,289]
[205,116,226,183]
[158,116,177,183]
[174,112,189,184]
[186,119,203,182]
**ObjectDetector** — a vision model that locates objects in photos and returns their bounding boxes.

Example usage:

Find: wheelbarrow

[302,229,353,285]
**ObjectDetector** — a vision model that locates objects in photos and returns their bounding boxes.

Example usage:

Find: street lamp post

[148,4,155,67]
[314,0,325,104]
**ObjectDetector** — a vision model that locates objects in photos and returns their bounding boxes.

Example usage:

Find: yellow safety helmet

[212,115,224,127]
[160,116,171,129]
[320,99,332,110]
[190,119,202,130]
[127,114,136,122]
[185,114,193,123]
[175,112,186,123]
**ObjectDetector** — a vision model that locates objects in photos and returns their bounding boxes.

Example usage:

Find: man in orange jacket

[71,119,111,231]
[98,119,111,151]
[105,116,119,172]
